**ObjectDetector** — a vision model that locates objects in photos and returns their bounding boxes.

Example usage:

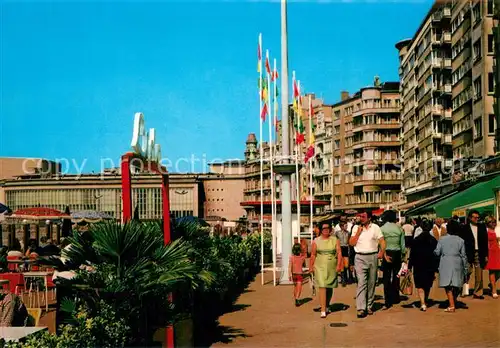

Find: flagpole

[272,58,278,287]
[308,94,313,243]
[266,50,276,287]
[279,0,292,285]
[295,78,302,244]
[258,34,264,285]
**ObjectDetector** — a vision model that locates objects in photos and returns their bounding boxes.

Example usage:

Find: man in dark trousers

[458,210,488,299]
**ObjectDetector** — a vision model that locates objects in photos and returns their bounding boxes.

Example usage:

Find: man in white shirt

[334,216,353,236]
[349,212,387,318]
[402,220,414,249]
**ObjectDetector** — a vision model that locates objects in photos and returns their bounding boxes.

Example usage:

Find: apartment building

[241,133,278,225]
[332,81,402,212]
[451,0,497,161]
[311,106,333,209]
[396,1,455,201]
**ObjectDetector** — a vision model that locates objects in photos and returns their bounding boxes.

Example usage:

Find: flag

[275,118,279,132]
[293,79,299,99]
[261,103,268,121]
[273,70,279,81]
[257,34,262,73]
[265,56,271,75]
[304,145,315,163]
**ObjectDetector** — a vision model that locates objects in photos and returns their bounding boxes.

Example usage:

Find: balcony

[353,172,402,186]
[444,159,453,168]
[441,32,451,44]
[443,7,451,17]
[432,132,442,139]
[432,105,443,115]
[442,109,452,119]
[432,12,442,22]
[432,58,442,68]
[443,84,452,93]
[442,134,452,145]
[441,58,452,69]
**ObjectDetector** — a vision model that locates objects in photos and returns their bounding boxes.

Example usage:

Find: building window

[488,34,494,54]
[474,118,483,139]
[334,195,341,206]
[487,0,494,15]
[472,2,481,24]
[489,114,496,135]
[473,77,482,100]
[489,72,495,93]
[473,40,482,62]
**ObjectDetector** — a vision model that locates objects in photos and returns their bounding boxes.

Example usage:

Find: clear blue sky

[0,0,433,174]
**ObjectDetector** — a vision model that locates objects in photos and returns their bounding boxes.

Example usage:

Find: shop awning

[421,175,500,218]
[452,199,496,217]
[396,195,440,211]
[372,208,384,216]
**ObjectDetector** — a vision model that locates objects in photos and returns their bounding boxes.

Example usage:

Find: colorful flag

[261,103,268,121]
[265,56,271,75]
[257,34,262,73]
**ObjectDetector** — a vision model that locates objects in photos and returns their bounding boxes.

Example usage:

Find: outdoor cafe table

[0,327,47,342]
[22,272,52,312]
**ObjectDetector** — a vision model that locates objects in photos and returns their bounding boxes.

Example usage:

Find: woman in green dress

[310,222,343,318]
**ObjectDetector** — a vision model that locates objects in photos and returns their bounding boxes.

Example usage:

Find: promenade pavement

[213,271,500,347]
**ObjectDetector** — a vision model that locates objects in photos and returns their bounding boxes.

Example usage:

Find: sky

[0,0,433,174]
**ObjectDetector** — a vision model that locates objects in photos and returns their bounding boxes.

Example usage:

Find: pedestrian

[402,218,414,250]
[335,221,351,286]
[408,219,438,311]
[348,217,361,284]
[309,223,342,318]
[434,226,468,313]
[484,215,500,299]
[380,210,405,309]
[288,243,307,306]
[432,217,447,240]
[458,210,488,299]
[349,212,387,318]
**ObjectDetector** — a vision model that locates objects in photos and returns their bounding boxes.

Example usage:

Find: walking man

[349,212,387,318]
[380,210,405,309]
[459,210,488,298]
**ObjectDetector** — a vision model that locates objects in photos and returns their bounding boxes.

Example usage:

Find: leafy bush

[21,220,270,347]
[0,301,128,348]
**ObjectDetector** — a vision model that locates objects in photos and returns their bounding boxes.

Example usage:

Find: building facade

[396,1,455,202]
[1,161,246,222]
[332,81,402,212]
[451,0,497,160]
[311,104,333,209]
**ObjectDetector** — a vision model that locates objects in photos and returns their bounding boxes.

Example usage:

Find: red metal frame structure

[120,151,174,347]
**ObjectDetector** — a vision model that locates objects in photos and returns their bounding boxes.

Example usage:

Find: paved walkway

[213,271,500,347]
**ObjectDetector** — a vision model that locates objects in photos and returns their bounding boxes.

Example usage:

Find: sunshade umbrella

[0,203,10,214]
[71,210,114,223]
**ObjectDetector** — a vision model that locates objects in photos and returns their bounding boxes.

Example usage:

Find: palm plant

[42,220,212,346]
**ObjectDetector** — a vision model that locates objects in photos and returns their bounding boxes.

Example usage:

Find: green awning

[428,176,500,218]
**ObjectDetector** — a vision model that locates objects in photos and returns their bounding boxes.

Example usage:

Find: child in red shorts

[289,243,307,306]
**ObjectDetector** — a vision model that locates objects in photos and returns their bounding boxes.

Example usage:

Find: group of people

[288,209,500,319]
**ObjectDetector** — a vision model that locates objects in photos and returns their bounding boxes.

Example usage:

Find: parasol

[9,207,69,220]
[0,203,10,214]
[71,210,114,223]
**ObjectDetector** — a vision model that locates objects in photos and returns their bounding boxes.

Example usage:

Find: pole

[309,95,313,243]
[279,0,292,285]
[272,58,278,286]
[258,34,264,285]
[267,50,277,287]
[295,77,301,243]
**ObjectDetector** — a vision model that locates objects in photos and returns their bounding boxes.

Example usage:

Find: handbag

[399,271,413,296]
